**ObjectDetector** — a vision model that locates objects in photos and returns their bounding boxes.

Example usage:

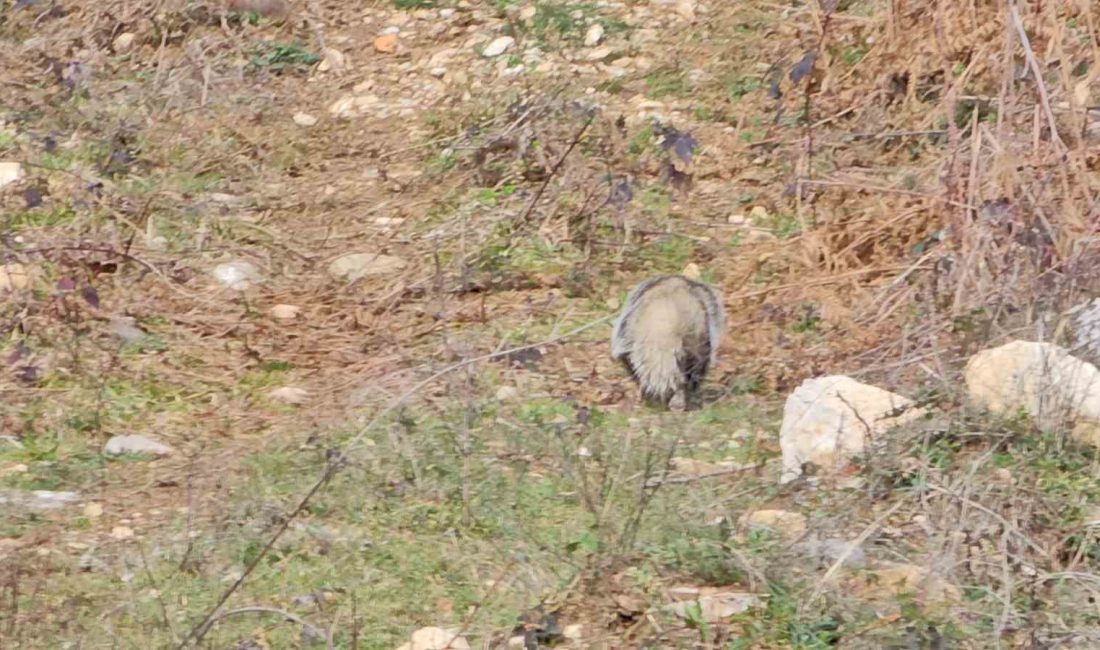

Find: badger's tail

[621,343,679,406]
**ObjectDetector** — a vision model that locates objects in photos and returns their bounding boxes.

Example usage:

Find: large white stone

[965,340,1100,445]
[480,36,514,57]
[779,375,923,483]
[394,627,470,650]
[0,162,24,189]
[328,252,406,281]
[104,434,174,457]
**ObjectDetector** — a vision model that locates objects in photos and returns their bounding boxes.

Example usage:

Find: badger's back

[611,275,724,407]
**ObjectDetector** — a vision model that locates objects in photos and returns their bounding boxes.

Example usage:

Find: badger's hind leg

[679,348,711,411]
[641,384,676,410]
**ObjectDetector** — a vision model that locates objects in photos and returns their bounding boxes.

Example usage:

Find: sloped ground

[4,0,1100,647]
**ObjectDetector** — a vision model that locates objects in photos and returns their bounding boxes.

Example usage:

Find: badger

[610,275,726,410]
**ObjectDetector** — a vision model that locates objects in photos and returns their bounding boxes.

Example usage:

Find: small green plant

[727,75,761,100]
[248,42,320,73]
[760,212,803,238]
[639,185,671,216]
[628,126,654,156]
[645,67,688,99]
[9,205,77,229]
[427,150,458,174]
[791,306,822,333]
[525,3,625,44]
[682,600,709,643]
[727,374,763,395]
[473,184,517,207]
[840,46,866,66]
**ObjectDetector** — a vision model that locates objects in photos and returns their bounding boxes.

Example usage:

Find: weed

[426,150,458,175]
[472,183,517,207]
[176,170,223,194]
[645,67,688,99]
[791,305,822,333]
[727,75,761,100]
[525,3,627,45]
[247,42,320,73]
[726,374,763,396]
[758,211,803,238]
[628,126,654,157]
[8,205,77,229]
[639,185,670,216]
[840,45,866,66]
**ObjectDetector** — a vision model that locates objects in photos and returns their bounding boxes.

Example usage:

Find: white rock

[269,386,310,405]
[111,525,135,540]
[0,263,28,291]
[1072,297,1100,359]
[211,261,261,290]
[429,67,448,78]
[108,316,146,343]
[667,588,762,622]
[439,8,455,18]
[394,626,470,650]
[145,234,168,251]
[318,47,346,72]
[329,94,381,119]
[328,252,407,281]
[293,112,318,127]
[113,32,136,53]
[481,36,514,58]
[779,375,924,483]
[562,624,583,641]
[0,489,80,511]
[816,537,867,569]
[271,304,300,320]
[495,386,519,401]
[584,23,604,46]
[428,48,457,66]
[207,192,247,206]
[585,46,613,62]
[104,434,174,457]
[740,509,807,541]
[668,457,752,477]
[965,340,1100,446]
[849,562,959,607]
[84,502,104,518]
[0,162,24,189]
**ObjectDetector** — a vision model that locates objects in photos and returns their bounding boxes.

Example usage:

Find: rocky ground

[4,0,1100,648]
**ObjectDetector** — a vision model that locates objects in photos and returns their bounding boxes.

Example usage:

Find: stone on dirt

[779,375,924,483]
[965,340,1100,447]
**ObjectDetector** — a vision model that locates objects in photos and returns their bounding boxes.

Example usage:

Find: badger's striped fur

[611,275,725,410]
